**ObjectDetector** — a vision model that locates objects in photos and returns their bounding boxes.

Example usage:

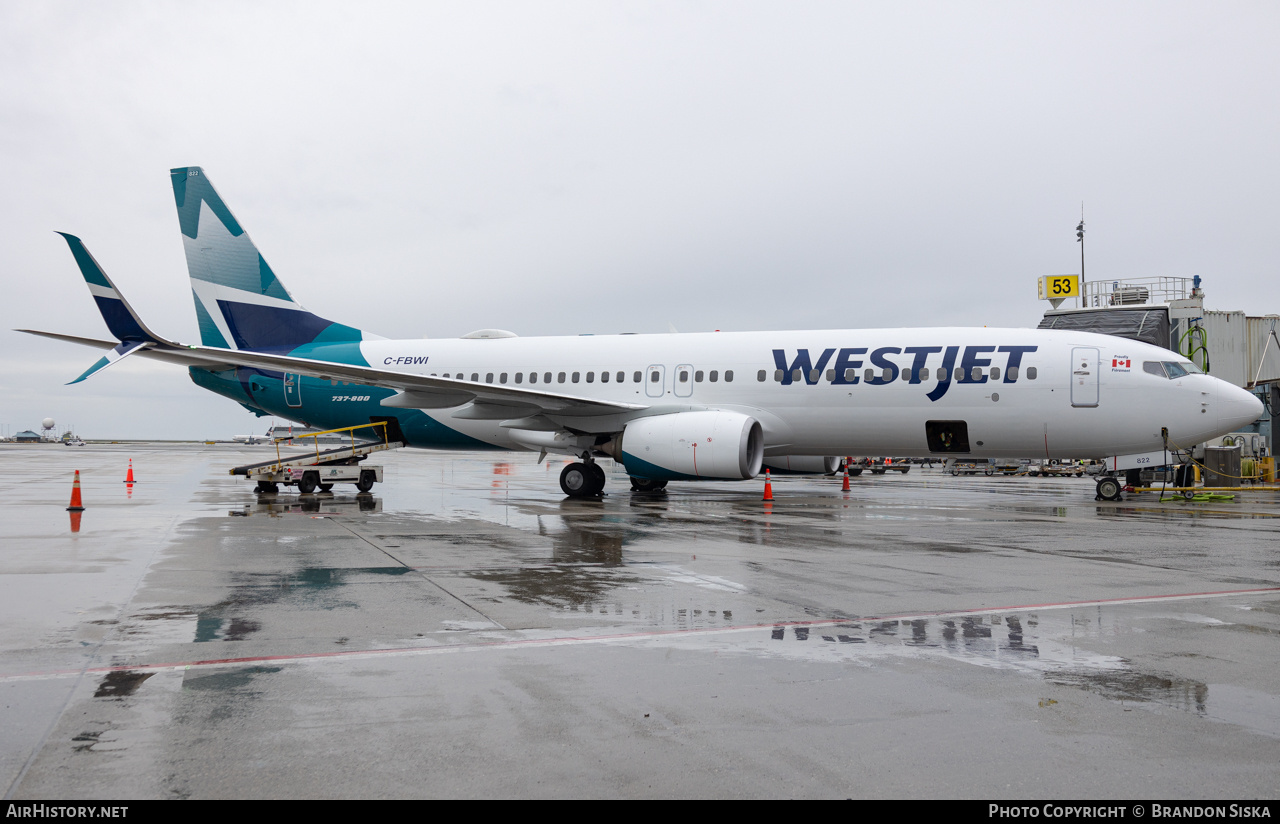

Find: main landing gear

[560,461,607,498]
[558,458,669,498]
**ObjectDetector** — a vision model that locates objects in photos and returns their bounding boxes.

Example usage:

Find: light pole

[1076,211,1085,306]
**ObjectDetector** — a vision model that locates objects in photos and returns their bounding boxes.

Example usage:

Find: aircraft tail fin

[170,167,368,352]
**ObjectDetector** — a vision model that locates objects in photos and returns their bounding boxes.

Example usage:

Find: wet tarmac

[2,443,1279,799]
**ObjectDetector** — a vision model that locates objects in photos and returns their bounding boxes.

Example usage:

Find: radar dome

[42,418,55,430]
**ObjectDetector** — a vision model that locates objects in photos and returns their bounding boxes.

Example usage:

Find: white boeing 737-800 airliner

[22,168,1263,499]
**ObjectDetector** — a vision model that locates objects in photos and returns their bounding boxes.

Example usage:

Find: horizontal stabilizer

[67,340,150,384]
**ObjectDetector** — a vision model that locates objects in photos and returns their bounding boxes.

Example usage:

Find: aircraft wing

[24,232,645,418]
[20,330,647,418]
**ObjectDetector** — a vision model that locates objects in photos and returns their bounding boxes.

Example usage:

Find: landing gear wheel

[298,471,319,494]
[1096,477,1122,501]
[629,476,668,492]
[560,463,601,498]
[318,483,334,493]
[847,467,863,477]
[355,470,376,493]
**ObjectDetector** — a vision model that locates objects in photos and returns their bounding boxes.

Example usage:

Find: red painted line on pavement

[4,586,1278,682]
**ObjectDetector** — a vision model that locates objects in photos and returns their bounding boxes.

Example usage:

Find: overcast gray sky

[2,1,1277,439]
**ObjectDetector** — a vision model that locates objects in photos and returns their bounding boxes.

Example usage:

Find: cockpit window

[1180,361,1203,374]
[1162,362,1189,379]
[1143,362,1165,378]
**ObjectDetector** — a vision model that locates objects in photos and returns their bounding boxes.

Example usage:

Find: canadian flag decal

[1112,358,1131,368]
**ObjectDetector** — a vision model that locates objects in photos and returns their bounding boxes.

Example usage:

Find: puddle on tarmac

[194,616,263,643]
[94,670,154,699]
[749,608,1280,736]
[182,665,281,692]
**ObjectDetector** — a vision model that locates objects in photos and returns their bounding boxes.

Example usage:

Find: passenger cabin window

[471,373,479,382]
[558,372,566,383]
[633,371,642,382]
[678,370,689,383]
[774,370,783,382]
[808,369,820,382]
[695,370,704,382]
[586,372,595,383]
[650,370,660,383]
[758,370,767,382]
[792,369,802,382]
[826,368,835,382]
[529,372,537,384]
[990,367,1000,381]
[572,372,580,383]
[515,373,523,384]
[920,367,930,380]
[544,372,552,383]
[725,370,734,382]
[864,368,874,382]
[486,373,494,383]
[1004,367,1015,381]
[971,366,982,381]
[883,368,893,382]
[937,367,949,381]
[601,371,610,383]
[1026,367,1037,380]
[845,368,856,382]
[709,370,718,382]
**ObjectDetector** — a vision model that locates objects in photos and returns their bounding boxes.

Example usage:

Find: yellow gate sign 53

[1037,275,1079,300]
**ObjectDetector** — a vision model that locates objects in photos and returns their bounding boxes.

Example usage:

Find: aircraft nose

[1218,381,1264,432]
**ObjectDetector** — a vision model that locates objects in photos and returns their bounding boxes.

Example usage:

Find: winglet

[56,232,162,344]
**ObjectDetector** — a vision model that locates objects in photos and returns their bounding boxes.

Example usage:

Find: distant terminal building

[14,431,42,443]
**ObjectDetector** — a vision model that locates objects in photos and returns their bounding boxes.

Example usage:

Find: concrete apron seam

[325,516,509,630]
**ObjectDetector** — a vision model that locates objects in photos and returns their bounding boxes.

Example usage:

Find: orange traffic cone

[842,464,851,492]
[123,459,135,484]
[67,470,85,511]
[762,468,774,501]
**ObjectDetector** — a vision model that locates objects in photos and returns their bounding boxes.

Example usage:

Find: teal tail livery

[19,167,1264,500]
[171,166,371,353]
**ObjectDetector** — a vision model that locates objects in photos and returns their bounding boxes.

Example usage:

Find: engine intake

[612,410,764,481]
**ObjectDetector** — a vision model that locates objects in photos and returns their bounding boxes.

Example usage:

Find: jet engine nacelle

[615,410,764,481]
[762,456,841,476]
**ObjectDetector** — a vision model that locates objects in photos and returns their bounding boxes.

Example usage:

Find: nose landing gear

[1095,476,1123,501]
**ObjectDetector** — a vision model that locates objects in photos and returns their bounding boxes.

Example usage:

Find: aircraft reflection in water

[767,611,1209,715]
[232,494,382,517]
